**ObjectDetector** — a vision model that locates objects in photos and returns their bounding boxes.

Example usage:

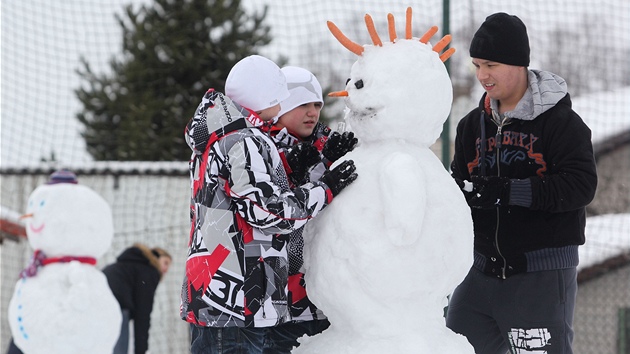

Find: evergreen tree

[76,0,271,161]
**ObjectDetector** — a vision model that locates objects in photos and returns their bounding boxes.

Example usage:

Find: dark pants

[190,319,330,354]
[446,267,577,354]
[6,339,23,354]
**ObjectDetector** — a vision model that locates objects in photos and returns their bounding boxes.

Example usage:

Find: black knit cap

[469,12,530,66]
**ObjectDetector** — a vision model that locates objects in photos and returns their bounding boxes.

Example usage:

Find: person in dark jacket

[445,13,597,354]
[103,243,172,354]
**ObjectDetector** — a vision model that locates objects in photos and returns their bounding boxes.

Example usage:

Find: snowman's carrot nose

[328,91,348,97]
[20,213,33,219]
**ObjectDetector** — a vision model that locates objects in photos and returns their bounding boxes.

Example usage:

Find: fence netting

[2,1,629,353]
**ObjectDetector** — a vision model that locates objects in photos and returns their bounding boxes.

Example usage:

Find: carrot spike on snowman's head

[327,7,456,62]
[327,7,456,98]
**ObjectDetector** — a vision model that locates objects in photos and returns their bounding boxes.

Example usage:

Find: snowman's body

[8,182,121,354]
[297,11,474,354]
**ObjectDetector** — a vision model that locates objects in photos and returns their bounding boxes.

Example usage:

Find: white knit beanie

[225,55,290,112]
[277,66,324,118]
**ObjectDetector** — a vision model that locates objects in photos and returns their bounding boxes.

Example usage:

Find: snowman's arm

[380,152,426,246]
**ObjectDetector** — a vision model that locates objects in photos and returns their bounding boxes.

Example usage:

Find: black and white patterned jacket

[180,89,332,328]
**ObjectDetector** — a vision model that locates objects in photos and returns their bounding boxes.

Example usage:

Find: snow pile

[572,86,630,143]
[580,213,630,270]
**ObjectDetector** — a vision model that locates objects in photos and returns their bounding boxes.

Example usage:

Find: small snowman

[297,8,474,354]
[8,169,121,354]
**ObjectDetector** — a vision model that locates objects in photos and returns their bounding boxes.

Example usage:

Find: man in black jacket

[103,243,172,354]
[445,13,597,354]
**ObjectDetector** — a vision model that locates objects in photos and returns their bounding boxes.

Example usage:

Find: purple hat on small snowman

[46,169,78,184]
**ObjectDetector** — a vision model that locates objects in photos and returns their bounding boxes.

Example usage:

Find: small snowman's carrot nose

[328,91,348,97]
[20,213,34,220]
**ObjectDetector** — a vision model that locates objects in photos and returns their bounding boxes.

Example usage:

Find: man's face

[472,58,526,105]
[276,102,322,138]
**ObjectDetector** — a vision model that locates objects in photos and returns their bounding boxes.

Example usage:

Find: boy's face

[276,102,322,138]
[257,104,282,121]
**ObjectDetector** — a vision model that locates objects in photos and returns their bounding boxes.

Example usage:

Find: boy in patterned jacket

[181,55,357,354]
[268,66,359,347]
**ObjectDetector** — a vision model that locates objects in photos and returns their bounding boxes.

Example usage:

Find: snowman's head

[22,171,113,258]
[328,8,454,146]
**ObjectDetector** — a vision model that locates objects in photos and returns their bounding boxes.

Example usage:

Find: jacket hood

[269,126,301,147]
[117,243,164,278]
[486,69,568,121]
[185,89,270,155]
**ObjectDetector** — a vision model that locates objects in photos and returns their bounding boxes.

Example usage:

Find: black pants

[446,267,577,354]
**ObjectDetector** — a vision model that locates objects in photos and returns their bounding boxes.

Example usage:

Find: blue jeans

[190,320,330,354]
[113,309,131,354]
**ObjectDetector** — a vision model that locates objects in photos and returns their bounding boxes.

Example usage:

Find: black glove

[322,131,358,163]
[468,175,511,209]
[286,143,321,184]
[320,160,358,196]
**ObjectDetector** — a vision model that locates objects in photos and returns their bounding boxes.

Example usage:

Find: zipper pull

[259,257,267,319]
[495,126,503,149]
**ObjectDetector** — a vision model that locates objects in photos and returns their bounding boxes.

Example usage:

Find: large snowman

[297,8,474,354]
[8,170,121,354]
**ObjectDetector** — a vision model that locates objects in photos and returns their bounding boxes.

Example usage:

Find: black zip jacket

[451,70,597,278]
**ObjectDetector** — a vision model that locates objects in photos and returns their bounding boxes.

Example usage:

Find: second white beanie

[277,66,324,118]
